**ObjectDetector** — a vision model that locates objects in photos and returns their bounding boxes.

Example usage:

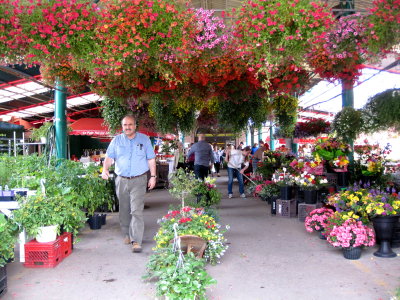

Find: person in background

[252,141,269,174]
[237,141,244,150]
[212,144,221,177]
[173,141,185,171]
[101,115,156,253]
[186,143,195,171]
[186,134,214,180]
[219,146,225,169]
[251,143,258,155]
[226,146,251,198]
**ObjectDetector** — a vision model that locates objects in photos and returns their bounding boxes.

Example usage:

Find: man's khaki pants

[115,174,147,245]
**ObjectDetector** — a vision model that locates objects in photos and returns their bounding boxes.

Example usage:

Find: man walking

[101,115,157,253]
[186,133,214,180]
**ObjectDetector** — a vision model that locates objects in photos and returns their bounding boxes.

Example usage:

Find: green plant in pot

[13,193,86,240]
[191,177,221,208]
[0,214,20,267]
[169,168,198,208]
[30,122,53,142]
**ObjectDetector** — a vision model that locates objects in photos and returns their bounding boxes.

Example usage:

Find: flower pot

[372,215,399,258]
[100,213,107,226]
[337,172,349,187]
[88,214,102,230]
[318,230,326,240]
[303,190,317,204]
[36,225,58,243]
[342,247,362,260]
[280,186,292,200]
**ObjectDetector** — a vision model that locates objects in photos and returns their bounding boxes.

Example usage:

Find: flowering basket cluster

[330,155,349,171]
[327,187,400,222]
[312,137,351,162]
[304,207,334,232]
[307,15,371,83]
[294,173,328,191]
[354,140,391,176]
[294,118,331,138]
[272,168,296,187]
[254,180,280,199]
[155,206,228,265]
[192,177,222,207]
[326,217,375,249]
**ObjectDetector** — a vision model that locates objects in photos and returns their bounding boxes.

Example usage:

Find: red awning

[69,118,176,140]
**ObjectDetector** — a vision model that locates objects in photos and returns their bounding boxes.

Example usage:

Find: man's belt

[118,173,146,179]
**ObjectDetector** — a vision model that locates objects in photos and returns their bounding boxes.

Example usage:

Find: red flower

[179,217,192,224]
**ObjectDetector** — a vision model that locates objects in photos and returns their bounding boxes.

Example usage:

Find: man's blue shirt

[106,132,156,177]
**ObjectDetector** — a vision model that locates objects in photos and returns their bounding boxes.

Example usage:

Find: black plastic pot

[88,214,102,230]
[100,213,107,226]
[303,190,317,204]
[280,186,293,200]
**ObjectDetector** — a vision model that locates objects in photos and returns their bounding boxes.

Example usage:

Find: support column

[269,120,275,150]
[55,81,67,159]
[258,125,262,143]
[341,78,354,164]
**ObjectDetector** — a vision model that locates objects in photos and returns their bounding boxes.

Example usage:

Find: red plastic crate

[24,236,63,268]
[60,232,72,259]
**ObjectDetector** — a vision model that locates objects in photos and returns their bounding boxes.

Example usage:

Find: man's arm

[101,156,114,180]
[148,158,157,190]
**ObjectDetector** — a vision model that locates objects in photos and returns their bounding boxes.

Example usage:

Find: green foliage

[101,97,129,134]
[30,122,53,141]
[13,193,86,238]
[362,88,400,132]
[273,94,298,138]
[0,214,20,267]
[217,91,269,133]
[144,248,216,300]
[332,107,363,142]
[191,178,222,207]
[149,95,196,134]
[169,168,198,207]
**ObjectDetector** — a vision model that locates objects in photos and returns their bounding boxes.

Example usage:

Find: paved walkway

[3,170,399,300]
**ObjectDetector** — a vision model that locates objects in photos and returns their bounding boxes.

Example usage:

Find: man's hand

[101,171,109,180]
[148,177,156,190]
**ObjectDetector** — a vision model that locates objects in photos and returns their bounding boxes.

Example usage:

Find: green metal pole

[258,125,262,143]
[342,79,354,165]
[269,120,275,150]
[55,80,67,159]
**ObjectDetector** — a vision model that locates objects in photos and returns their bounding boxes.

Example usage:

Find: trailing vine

[272,94,298,138]
[362,88,400,132]
[100,97,129,134]
[332,107,363,142]
[149,95,197,134]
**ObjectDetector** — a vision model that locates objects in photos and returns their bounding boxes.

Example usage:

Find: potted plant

[304,207,334,239]
[365,189,400,258]
[13,193,86,241]
[154,206,228,265]
[254,180,280,203]
[191,177,221,208]
[272,168,296,200]
[294,173,328,204]
[169,168,198,208]
[30,122,53,143]
[144,248,217,299]
[0,214,20,267]
[326,217,375,260]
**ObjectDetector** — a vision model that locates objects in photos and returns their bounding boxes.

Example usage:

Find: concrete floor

[2,170,399,300]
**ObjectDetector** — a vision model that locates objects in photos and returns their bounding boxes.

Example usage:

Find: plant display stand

[60,232,73,259]
[276,199,297,218]
[177,235,207,258]
[0,265,6,298]
[298,203,323,222]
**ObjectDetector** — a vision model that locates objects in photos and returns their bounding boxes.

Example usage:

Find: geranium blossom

[304,207,334,232]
